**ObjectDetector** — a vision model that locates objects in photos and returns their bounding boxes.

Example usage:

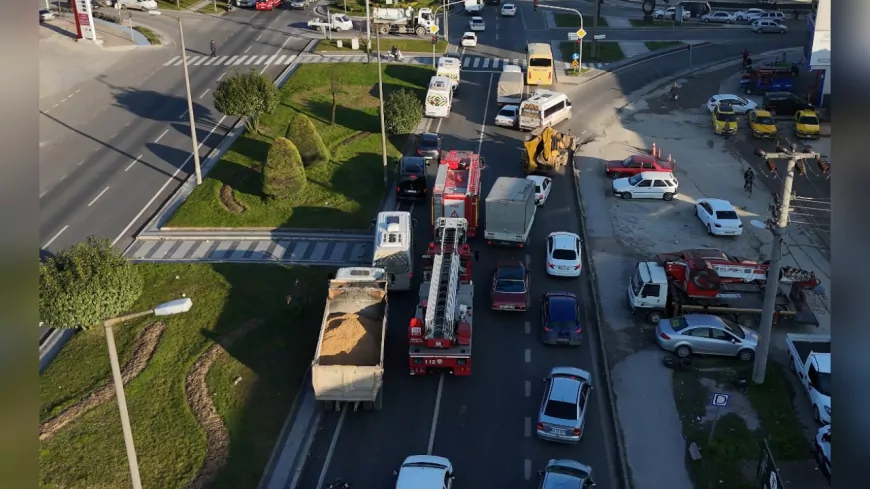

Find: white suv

[758,11,786,21]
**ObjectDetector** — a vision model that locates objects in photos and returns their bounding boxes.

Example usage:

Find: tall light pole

[375,29,389,186]
[751,145,825,384]
[177,18,203,185]
[365,0,372,50]
[105,298,194,489]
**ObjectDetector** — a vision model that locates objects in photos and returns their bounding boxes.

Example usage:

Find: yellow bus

[526,43,554,86]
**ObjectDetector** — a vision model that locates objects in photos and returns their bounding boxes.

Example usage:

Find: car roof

[526,174,548,184]
[500,104,519,111]
[702,198,735,211]
[462,31,475,36]
[716,104,736,112]
[547,294,577,320]
[397,461,449,489]
[549,376,582,403]
[628,154,659,163]
[752,109,773,116]
[496,262,525,279]
[550,232,578,249]
[683,314,726,328]
[797,109,818,116]
[471,16,484,21]
[420,133,439,142]
[712,94,743,101]
[637,171,674,179]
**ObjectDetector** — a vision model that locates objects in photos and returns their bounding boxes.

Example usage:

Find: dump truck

[484,177,537,247]
[497,65,524,106]
[312,267,388,412]
[371,6,435,37]
[521,126,578,174]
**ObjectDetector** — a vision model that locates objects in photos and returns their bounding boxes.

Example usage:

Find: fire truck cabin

[432,150,482,237]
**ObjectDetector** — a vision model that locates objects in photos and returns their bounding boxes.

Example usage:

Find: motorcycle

[388,49,404,62]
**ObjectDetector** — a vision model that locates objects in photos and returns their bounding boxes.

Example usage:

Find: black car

[396,156,428,200]
[484,0,500,4]
[762,91,814,116]
[541,292,584,346]
[416,132,442,160]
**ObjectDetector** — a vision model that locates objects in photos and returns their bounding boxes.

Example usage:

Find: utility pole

[365,0,371,51]
[593,0,602,58]
[178,18,203,185]
[375,28,389,186]
[751,143,826,384]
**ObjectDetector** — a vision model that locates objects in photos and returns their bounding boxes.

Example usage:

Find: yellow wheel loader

[520,126,578,174]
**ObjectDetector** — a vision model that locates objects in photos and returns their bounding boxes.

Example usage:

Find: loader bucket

[522,136,541,174]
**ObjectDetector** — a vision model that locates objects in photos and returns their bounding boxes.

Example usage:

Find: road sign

[575,28,586,39]
[450,210,459,218]
[572,53,579,61]
[571,60,579,68]
[430,24,439,35]
[711,393,730,407]
[594,34,606,40]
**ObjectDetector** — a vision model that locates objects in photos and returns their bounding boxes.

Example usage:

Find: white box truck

[785,333,831,424]
[484,177,537,247]
[497,65,524,105]
[464,0,484,15]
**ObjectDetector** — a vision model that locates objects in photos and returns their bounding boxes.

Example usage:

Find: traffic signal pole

[535,3,585,69]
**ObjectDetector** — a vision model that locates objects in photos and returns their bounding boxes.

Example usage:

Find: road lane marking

[524,380,531,397]
[409,201,416,214]
[164,56,181,66]
[192,56,208,66]
[179,109,188,120]
[477,73,494,154]
[232,56,248,65]
[244,45,252,54]
[256,34,262,41]
[434,117,443,134]
[155,128,169,143]
[525,320,530,334]
[427,373,445,455]
[525,254,531,266]
[524,459,532,480]
[524,416,531,437]
[314,404,347,489]
[520,5,528,31]
[125,155,143,172]
[217,71,227,81]
[524,348,531,363]
[199,88,210,99]
[87,187,110,207]
[42,225,69,249]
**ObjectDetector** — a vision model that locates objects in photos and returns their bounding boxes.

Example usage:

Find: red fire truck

[431,150,484,237]
[255,0,281,10]
[409,217,475,376]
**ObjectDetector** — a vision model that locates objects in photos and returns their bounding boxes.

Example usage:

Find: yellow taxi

[712,103,738,136]
[747,109,777,138]
[794,109,821,139]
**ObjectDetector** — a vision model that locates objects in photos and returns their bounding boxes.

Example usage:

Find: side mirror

[392,470,399,477]
[537,470,544,476]
[412,219,418,227]
[589,481,597,487]
[543,376,548,382]
[450,475,455,480]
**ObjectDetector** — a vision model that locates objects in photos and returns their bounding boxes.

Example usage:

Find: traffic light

[533,0,538,11]
[432,35,437,45]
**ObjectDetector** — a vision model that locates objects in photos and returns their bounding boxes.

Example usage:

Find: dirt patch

[219,184,247,214]
[334,131,373,148]
[39,322,167,441]
[185,319,263,489]
[318,313,381,366]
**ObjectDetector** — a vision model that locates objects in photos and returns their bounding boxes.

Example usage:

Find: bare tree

[329,66,344,126]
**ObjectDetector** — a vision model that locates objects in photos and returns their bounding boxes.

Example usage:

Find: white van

[611,171,679,200]
[118,0,158,10]
[425,76,453,118]
[518,89,572,131]
[372,211,414,291]
[395,455,455,489]
[436,57,461,92]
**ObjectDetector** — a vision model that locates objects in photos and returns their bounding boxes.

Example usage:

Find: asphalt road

[39,7,311,254]
[527,26,806,42]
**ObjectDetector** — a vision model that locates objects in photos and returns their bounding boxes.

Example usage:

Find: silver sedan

[655,314,759,361]
[536,366,592,444]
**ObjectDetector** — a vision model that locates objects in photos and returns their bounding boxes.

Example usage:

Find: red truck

[432,150,483,237]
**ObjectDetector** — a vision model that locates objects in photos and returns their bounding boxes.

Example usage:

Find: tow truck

[409,218,475,376]
[431,150,484,237]
[628,248,825,328]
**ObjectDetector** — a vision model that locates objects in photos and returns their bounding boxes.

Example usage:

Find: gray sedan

[536,366,592,444]
[538,459,597,488]
[751,19,788,33]
[655,314,759,361]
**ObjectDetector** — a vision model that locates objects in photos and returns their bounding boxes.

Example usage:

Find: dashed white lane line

[42,225,69,249]
[314,404,347,489]
[525,254,531,266]
[217,71,227,82]
[525,320,531,334]
[524,348,531,363]
[524,416,531,437]
[155,128,169,143]
[427,373,445,455]
[87,187,110,207]
[199,88,210,99]
[524,459,532,480]
[524,380,531,397]
[244,45,252,53]
[125,155,143,172]
[476,73,495,154]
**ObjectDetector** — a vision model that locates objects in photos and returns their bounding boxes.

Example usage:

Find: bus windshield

[529,58,552,67]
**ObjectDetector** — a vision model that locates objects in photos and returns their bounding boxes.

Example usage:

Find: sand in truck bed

[318,313,382,366]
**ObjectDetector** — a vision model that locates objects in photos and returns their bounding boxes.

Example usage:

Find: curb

[93,17,150,46]
[39,328,77,374]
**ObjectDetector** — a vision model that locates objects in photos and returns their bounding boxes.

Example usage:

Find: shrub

[213,69,279,133]
[285,114,331,168]
[262,137,306,200]
[384,88,423,135]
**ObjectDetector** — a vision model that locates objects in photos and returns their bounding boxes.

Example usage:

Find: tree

[39,236,144,331]
[384,88,423,135]
[213,69,278,133]
[285,113,330,168]
[262,137,306,200]
[328,66,344,126]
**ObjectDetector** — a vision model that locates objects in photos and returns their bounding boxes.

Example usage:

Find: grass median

[39,263,331,489]
[645,41,684,51]
[558,41,624,64]
[315,38,448,54]
[166,63,433,229]
[133,26,161,45]
[553,13,607,28]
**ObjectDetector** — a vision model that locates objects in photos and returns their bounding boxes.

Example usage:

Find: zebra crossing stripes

[125,237,374,265]
[464,57,526,69]
[162,54,299,67]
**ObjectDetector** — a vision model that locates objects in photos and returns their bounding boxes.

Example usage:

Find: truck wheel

[738,349,755,361]
[374,388,384,411]
[647,311,662,324]
[378,25,389,35]
[675,345,692,358]
[416,26,427,37]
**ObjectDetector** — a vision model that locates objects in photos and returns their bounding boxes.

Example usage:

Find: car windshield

[401,161,424,175]
[799,116,820,125]
[621,157,634,167]
[336,14,349,22]
[715,210,739,220]
[552,249,576,261]
[463,34,474,40]
[716,112,737,122]
[496,279,526,293]
[815,372,832,396]
[755,115,775,125]
[419,135,438,148]
[529,58,552,67]
[544,399,576,419]
[630,269,643,296]
[628,174,643,185]
[547,464,590,479]
[498,108,516,117]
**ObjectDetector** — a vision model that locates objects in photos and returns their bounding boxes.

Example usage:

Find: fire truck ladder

[425,219,466,341]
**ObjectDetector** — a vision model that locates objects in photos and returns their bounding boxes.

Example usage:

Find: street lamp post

[105,298,194,489]
[375,29,389,186]
[177,18,204,185]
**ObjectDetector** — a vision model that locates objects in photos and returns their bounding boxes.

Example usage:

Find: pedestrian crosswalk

[162,53,608,71]
[124,236,373,266]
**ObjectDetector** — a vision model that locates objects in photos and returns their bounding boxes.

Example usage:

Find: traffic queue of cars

[707,92,820,140]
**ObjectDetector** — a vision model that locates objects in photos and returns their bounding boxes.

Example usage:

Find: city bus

[526,43,554,86]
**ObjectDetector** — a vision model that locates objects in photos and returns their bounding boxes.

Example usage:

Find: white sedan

[469,16,486,31]
[696,198,743,236]
[701,11,735,23]
[546,232,583,277]
[495,105,519,127]
[706,94,758,114]
[734,8,765,22]
[526,175,552,206]
[654,7,690,21]
[460,32,477,47]
[501,3,517,16]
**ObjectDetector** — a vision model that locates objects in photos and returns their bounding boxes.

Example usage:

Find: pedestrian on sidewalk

[741,48,750,68]
[210,39,217,57]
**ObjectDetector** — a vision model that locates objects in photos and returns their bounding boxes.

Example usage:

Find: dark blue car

[541,292,583,346]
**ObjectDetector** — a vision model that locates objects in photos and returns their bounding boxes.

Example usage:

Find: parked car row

[706,92,820,139]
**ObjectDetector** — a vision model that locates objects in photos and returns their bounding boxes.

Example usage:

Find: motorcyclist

[390,45,398,58]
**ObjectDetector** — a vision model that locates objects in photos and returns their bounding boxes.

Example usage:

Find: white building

[804,0,830,107]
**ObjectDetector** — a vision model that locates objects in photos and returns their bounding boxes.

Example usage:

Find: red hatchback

[256,0,281,10]
[605,154,673,179]
[491,261,530,311]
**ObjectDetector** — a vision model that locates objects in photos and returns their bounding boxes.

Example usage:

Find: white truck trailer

[484,176,537,247]
[785,333,831,424]
[371,7,435,37]
[311,267,387,412]
[497,65,524,105]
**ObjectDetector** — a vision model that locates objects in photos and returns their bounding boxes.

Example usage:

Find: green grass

[558,41,624,63]
[197,0,229,13]
[315,39,448,54]
[39,263,331,489]
[645,41,684,51]
[328,0,441,15]
[166,63,433,229]
[133,26,161,45]
[672,362,813,489]
[553,13,607,28]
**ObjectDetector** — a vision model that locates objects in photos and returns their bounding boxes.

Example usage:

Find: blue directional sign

[572,52,580,61]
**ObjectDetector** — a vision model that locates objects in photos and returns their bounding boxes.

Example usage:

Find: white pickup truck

[307,13,354,32]
[785,333,831,424]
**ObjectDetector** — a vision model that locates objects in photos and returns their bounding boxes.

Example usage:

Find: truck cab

[786,333,831,424]
[627,261,669,323]
[395,455,454,489]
